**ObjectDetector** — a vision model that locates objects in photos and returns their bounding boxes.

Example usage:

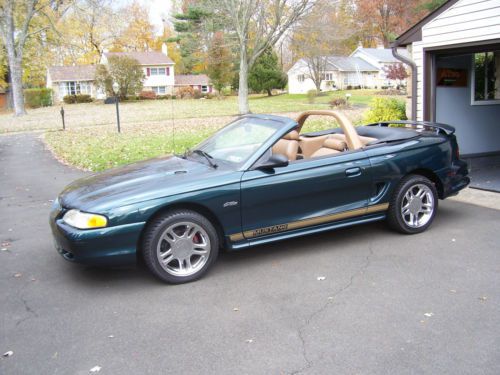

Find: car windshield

[191,117,285,167]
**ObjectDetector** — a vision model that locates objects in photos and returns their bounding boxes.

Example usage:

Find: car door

[239,150,373,240]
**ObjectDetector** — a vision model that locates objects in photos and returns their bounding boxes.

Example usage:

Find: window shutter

[146,68,150,76]
[166,67,170,76]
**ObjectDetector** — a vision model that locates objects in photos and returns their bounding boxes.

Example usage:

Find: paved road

[1,134,499,375]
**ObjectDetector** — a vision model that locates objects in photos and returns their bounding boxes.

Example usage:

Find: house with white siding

[350,46,411,88]
[393,0,500,157]
[287,56,379,94]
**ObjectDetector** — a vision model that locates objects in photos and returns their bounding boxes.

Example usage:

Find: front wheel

[387,175,438,234]
[142,210,219,284]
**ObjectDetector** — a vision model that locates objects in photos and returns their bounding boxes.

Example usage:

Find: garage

[393,0,500,192]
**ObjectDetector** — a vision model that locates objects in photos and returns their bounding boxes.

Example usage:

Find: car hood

[59,156,238,212]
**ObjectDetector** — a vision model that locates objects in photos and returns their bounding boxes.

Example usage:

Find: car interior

[271,110,378,162]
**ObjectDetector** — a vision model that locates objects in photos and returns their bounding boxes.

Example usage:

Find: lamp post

[112,82,121,133]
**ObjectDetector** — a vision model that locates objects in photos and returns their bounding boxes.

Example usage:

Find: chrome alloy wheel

[156,221,211,277]
[401,184,435,228]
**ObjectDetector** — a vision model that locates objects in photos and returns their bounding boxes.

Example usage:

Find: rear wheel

[387,175,438,234]
[142,210,219,284]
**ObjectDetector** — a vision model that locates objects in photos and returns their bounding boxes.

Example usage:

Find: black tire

[387,174,438,234]
[142,210,219,284]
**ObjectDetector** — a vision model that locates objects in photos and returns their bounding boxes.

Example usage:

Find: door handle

[345,167,362,177]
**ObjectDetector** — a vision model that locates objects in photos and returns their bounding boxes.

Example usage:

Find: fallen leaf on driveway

[451,238,456,242]
[478,296,488,301]
[233,307,239,312]
[13,273,22,278]
[424,312,434,317]
[245,339,254,344]
[3,351,13,357]
[449,289,457,293]
[317,276,326,281]
[327,296,334,300]
[108,335,114,338]
[1,248,7,252]
[90,365,102,373]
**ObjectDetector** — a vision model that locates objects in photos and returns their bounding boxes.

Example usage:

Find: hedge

[24,88,52,108]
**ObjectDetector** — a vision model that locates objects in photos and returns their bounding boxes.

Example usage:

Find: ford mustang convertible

[50,110,470,283]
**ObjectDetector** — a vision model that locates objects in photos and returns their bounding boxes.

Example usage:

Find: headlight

[62,209,108,229]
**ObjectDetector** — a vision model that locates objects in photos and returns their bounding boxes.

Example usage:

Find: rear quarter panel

[364,134,452,203]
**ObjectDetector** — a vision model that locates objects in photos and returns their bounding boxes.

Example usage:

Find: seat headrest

[283,130,300,140]
[324,138,347,151]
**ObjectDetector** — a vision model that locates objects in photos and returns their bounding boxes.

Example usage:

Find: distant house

[287,56,379,94]
[101,45,175,95]
[47,44,216,102]
[174,74,214,94]
[46,65,100,102]
[350,46,411,87]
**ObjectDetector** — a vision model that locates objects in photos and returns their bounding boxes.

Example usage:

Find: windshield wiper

[191,149,218,168]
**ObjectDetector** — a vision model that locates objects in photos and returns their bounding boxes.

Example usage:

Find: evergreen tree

[248,48,287,96]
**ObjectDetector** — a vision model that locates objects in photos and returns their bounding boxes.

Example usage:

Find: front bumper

[49,205,144,266]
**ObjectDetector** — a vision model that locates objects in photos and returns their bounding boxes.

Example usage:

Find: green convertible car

[50,110,470,283]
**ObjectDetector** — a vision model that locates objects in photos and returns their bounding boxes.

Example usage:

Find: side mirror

[257,153,289,170]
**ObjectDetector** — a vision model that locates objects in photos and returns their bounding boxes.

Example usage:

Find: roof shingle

[174,74,210,86]
[48,65,97,82]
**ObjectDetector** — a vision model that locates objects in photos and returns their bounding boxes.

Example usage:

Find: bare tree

[212,0,313,114]
[0,1,66,115]
[291,0,353,92]
[0,1,70,115]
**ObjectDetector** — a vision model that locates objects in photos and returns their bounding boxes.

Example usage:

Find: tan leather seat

[272,130,300,161]
[299,135,329,158]
[311,137,347,158]
[330,133,377,147]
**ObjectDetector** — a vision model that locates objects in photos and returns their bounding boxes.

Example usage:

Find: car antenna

[171,89,175,154]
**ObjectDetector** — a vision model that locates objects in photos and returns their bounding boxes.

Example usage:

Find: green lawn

[37,90,405,172]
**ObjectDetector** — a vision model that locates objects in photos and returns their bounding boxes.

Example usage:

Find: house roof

[325,56,379,72]
[48,65,97,82]
[353,48,410,62]
[174,74,211,86]
[104,51,174,65]
[394,0,460,46]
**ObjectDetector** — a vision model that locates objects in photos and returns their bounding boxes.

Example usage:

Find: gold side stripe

[228,203,389,242]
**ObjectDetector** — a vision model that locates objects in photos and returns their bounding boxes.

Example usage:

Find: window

[322,73,333,81]
[297,74,305,82]
[158,68,166,75]
[150,68,158,75]
[201,85,209,93]
[472,51,500,104]
[150,67,166,76]
[60,81,92,97]
[152,86,166,94]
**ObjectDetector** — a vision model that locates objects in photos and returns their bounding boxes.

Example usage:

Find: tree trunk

[238,48,250,114]
[9,57,26,116]
[267,89,272,96]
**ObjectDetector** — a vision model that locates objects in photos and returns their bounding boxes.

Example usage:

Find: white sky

[117,0,173,35]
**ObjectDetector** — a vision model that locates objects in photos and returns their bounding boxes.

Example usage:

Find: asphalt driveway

[1,133,499,375]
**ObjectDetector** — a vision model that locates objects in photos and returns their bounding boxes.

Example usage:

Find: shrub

[139,90,156,100]
[24,88,52,108]
[346,85,352,90]
[193,89,203,99]
[306,89,317,103]
[176,86,195,99]
[205,93,215,99]
[171,95,177,99]
[157,94,171,100]
[329,97,348,109]
[364,98,407,123]
[63,95,76,104]
[75,94,92,103]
